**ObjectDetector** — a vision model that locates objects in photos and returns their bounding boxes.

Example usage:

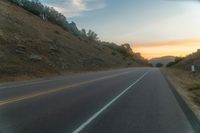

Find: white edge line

[72,71,149,133]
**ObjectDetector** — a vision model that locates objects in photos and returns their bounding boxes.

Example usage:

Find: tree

[156,63,164,67]
[81,29,87,37]
[166,57,184,67]
[87,30,98,41]
[121,43,133,55]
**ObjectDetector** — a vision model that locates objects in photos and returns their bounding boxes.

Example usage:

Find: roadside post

[191,65,196,75]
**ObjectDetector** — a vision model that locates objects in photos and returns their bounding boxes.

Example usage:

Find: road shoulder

[161,68,200,133]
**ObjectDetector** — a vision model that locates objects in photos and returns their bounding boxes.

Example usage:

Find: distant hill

[0,0,148,81]
[174,49,200,70]
[149,56,175,66]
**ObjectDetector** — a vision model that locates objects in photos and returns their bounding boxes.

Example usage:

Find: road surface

[0,68,195,133]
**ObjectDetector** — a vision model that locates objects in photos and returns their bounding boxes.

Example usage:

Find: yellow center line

[0,71,131,106]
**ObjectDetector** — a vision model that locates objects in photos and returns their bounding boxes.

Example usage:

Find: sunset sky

[133,39,200,59]
[42,0,200,59]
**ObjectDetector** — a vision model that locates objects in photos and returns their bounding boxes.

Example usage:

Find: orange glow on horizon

[133,38,200,59]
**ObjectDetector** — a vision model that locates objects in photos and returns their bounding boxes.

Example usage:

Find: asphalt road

[0,68,195,133]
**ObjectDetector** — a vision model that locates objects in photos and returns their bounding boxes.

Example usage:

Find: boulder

[15,44,26,54]
[29,54,42,61]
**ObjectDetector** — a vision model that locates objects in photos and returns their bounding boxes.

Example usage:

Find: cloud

[42,0,106,18]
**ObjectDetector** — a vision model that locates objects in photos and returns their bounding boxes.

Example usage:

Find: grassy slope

[174,49,200,70]
[165,50,200,118]
[0,0,146,82]
[170,49,200,105]
[165,68,200,119]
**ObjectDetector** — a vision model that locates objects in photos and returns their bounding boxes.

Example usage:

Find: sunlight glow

[133,39,200,59]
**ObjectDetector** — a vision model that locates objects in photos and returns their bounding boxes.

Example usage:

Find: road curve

[0,68,195,133]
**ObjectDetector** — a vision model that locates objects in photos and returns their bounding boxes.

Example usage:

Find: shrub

[166,57,184,67]
[156,63,164,67]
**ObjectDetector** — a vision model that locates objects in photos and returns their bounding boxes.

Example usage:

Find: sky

[41,0,200,59]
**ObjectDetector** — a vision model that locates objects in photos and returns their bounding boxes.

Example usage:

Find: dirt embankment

[164,68,200,119]
[0,0,148,83]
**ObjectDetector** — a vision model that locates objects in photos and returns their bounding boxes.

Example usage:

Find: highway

[0,68,195,133]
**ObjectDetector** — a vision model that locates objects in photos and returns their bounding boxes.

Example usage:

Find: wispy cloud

[42,0,106,18]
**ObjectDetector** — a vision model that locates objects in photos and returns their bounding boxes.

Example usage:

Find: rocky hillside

[0,0,148,81]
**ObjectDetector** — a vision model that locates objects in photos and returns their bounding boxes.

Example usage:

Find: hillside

[166,49,200,117]
[0,0,148,82]
[174,49,200,70]
[149,56,175,67]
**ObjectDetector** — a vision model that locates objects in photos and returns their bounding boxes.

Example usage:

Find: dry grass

[0,0,148,83]
[167,69,200,91]
[165,68,200,118]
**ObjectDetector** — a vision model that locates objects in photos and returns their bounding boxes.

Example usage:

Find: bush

[156,63,164,67]
[111,52,117,56]
[10,0,68,29]
[9,0,99,41]
[166,57,184,67]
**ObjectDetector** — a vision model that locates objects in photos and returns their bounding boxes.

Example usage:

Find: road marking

[0,71,132,106]
[0,79,59,90]
[0,70,132,90]
[72,71,149,133]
